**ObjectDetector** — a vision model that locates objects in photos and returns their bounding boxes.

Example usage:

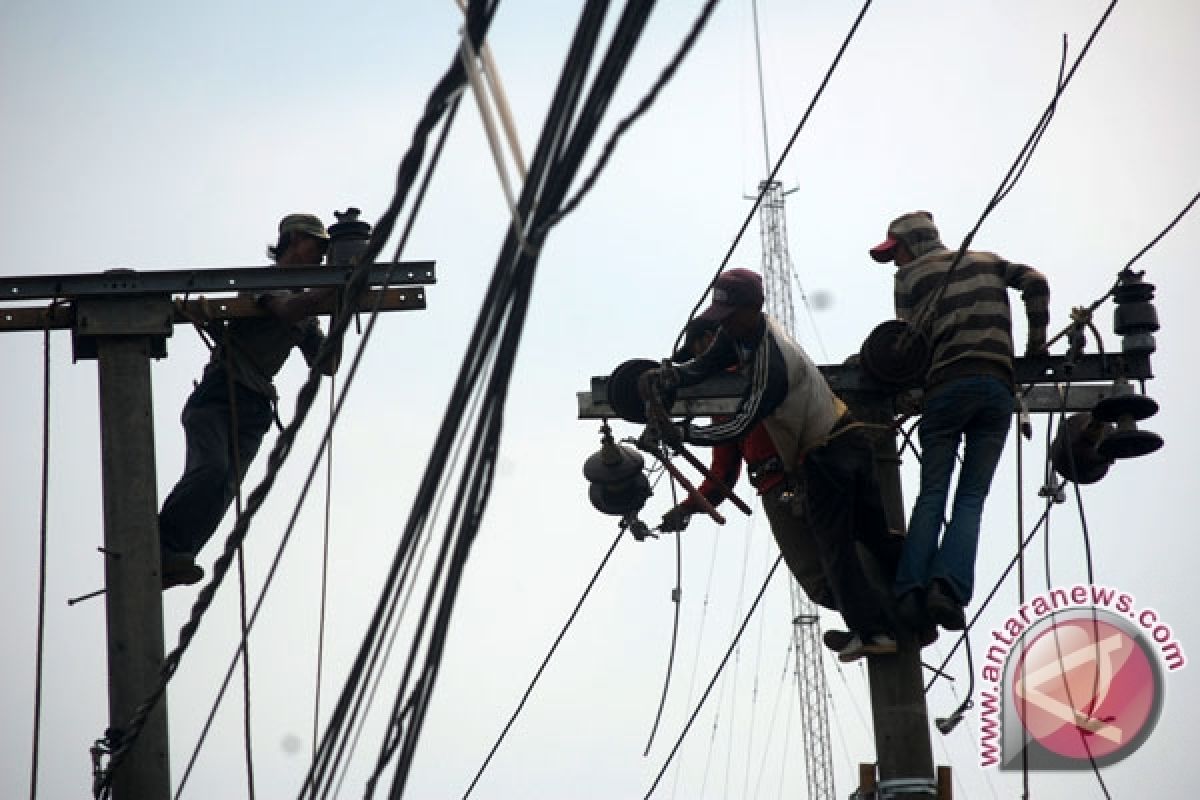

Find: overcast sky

[2,1,1198,798]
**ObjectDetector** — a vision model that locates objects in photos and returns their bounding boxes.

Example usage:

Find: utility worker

[159,213,343,589]
[869,210,1049,630]
[640,268,898,662]
[657,314,835,613]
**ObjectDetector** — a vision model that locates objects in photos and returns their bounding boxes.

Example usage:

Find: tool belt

[747,455,785,489]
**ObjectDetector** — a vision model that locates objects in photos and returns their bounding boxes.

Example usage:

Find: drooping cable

[748,638,794,800]
[675,0,876,352]
[924,492,1062,693]
[668,511,724,800]
[644,553,783,799]
[907,3,1117,335]
[460,529,625,799]
[222,330,258,800]
[304,2,720,795]
[29,306,56,800]
[313,376,336,761]
[643,476,683,756]
[1124,189,1200,271]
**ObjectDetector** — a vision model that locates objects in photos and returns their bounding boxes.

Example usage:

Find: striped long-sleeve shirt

[895,246,1049,390]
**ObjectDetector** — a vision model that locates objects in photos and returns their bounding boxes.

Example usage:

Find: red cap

[701,268,765,321]
[869,235,898,263]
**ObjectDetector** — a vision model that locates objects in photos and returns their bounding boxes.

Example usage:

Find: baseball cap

[279,213,330,240]
[870,210,938,263]
[701,268,765,321]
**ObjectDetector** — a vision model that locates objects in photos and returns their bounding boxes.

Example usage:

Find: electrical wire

[923,493,1061,694]
[675,0,876,353]
[460,529,624,799]
[907,2,1118,336]
[643,477,684,756]
[29,305,57,800]
[313,376,336,761]
[155,41,474,800]
[669,513,725,800]
[643,553,783,799]
[223,332,258,800]
[304,2,721,795]
[1124,188,1200,271]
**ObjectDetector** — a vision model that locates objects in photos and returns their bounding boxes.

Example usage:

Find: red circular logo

[1011,613,1159,762]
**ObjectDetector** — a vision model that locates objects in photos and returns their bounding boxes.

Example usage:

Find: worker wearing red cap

[640,268,899,662]
[870,211,1049,632]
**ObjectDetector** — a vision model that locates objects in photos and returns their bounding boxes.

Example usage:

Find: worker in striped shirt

[869,211,1049,632]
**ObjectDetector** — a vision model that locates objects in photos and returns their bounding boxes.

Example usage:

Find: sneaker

[162,553,204,590]
[823,629,854,653]
[838,632,898,663]
[925,580,966,631]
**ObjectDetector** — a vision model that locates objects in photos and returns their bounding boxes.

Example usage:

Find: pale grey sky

[2,2,1197,798]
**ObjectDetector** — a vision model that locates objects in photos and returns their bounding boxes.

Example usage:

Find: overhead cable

[911,1,1118,334]
[643,553,784,799]
[460,530,624,799]
[30,306,57,800]
[97,8,485,794]
[676,0,876,353]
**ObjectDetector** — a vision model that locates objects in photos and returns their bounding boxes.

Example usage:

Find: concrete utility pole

[3,259,435,800]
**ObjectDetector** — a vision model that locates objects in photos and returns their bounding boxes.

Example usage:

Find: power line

[643,553,784,799]
[29,306,58,800]
[460,529,624,798]
[676,0,876,353]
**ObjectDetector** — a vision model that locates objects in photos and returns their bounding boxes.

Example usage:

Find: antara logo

[977,584,1184,770]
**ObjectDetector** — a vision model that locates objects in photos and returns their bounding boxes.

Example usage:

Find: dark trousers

[895,376,1012,604]
[159,368,273,558]
[777,424,898,636]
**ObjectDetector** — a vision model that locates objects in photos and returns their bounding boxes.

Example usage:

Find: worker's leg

[801,435,890,636]
[893,382,968,597]
[159,375,235,558]
[933,377,1012,604]
[761,482,836,610]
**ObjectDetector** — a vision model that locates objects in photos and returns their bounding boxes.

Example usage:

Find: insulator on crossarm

[583,423,651,516]
[1112,268,1159,358]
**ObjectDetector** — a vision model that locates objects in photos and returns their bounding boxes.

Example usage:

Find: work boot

[838,632,898,663]
[925,580,966,631]
[162,553,204,590]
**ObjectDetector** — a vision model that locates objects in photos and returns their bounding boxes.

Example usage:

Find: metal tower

[756,178,837,800]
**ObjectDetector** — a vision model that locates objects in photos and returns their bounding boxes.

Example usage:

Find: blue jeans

[159,367,274,558]
[895,376,1012,604]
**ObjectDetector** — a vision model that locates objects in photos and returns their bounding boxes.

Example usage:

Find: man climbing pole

[869,210,1049,630]
[656,313,837,616]
[639,268,900,662]
[159,213,342,589]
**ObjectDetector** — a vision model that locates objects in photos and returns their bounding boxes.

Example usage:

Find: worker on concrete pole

[159,213,342,589]
[640,268,899,662]
[869,210,1049,631]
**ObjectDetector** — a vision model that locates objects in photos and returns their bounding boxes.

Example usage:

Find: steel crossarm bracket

[0,261,437,302]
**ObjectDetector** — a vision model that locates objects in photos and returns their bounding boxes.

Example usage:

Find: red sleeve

[680,441,742,511]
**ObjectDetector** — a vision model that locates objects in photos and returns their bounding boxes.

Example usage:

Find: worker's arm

[259,288,340,325]
[1004,261,1050,354]
[684,330,788,446]
[681,440,742,510]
